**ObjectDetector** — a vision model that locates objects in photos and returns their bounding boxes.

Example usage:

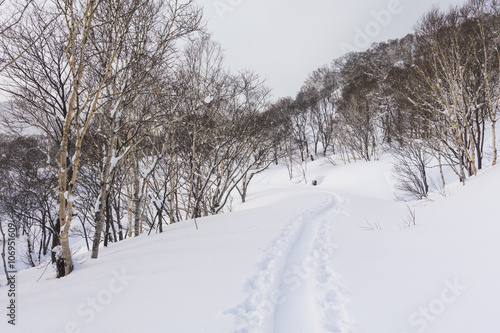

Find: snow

[1,156,499,332]
[109,146,130,174]
[52,245,63,261]
[204,95,214,104]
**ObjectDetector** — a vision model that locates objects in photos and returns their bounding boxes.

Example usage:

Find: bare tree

[1,0,203,276]
[466,0,500,166]
[0,0,60,73]
[87,0,203,259]
[0,135,58,268]
[411,6,489,182]
[0,217,10,285]
[393,140,432,200]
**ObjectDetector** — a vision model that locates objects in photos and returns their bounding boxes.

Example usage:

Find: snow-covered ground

[1,155,499,332]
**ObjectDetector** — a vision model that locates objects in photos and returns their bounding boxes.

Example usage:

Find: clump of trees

[266,0,499,198]
[0,135,58,268]
[0,0,274,278]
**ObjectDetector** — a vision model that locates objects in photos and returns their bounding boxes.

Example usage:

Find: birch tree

[412,7,485,181]
[87,0,202,259]
[467,0,500,166]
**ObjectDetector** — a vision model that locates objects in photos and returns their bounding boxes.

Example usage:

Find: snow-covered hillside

[1,156,499,332]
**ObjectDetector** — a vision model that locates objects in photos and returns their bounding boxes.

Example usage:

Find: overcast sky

[0,0,469,103]
[199,0,469,100]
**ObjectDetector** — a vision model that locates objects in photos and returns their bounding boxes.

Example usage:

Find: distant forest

[0,0,498,278]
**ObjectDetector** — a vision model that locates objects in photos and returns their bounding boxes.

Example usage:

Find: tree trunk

[0,220,11,285]
[493,121,498,166]
[91,173,111,258]
[57,132,73,277]
[104,193,112,247]
[133,157,141,237]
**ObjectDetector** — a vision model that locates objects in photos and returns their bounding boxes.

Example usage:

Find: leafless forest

[0,0,498,278]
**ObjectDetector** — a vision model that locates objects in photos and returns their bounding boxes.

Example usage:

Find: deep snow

[1,156,499,333]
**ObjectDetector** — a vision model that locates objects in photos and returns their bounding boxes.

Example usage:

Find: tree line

[267,0,499,198]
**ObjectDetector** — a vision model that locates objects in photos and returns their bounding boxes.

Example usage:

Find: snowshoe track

[229,191,350,333]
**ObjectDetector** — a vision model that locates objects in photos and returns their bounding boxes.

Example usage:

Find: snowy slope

[1,157,499,333]
[311,158,500,333]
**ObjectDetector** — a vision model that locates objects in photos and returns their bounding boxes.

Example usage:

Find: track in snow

[228,190,350,333]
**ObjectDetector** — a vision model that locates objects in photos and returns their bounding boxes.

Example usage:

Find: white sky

[0,0,468,104]
[199,0,469,100]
